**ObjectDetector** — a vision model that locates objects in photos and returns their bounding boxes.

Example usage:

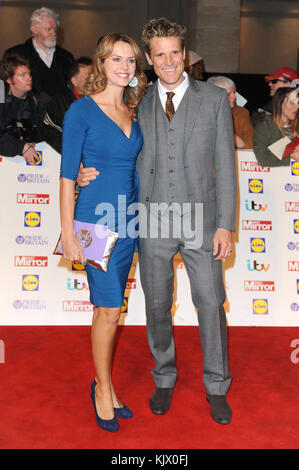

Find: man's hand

[22,143,39,164]
[213,229,233,261]
[77,166,99,187]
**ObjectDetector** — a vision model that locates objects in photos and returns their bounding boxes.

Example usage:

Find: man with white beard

[3,7,74,97]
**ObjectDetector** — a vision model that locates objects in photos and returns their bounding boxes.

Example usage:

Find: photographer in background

[0,54,49,163]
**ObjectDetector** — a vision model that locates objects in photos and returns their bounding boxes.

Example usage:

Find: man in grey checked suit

[78,18,236,424]
[137,18,236,424]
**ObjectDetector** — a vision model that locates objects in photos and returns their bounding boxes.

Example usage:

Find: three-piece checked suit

[136,76,236,395]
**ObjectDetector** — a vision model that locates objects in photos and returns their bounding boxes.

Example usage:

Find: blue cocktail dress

[60,96,143,307]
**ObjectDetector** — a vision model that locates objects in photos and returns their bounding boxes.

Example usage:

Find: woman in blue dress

[60,33,146,432]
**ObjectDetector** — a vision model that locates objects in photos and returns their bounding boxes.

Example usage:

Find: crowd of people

[0,7,299,434]
[1,7,298,165]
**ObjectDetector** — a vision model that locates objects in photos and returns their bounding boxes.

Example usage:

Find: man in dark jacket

[0,54,49,163]
[43,57,92,154]
[3,7,74,97]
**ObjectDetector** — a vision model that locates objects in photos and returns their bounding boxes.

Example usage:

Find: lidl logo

[294,219,299,234]
[253,299,268,314]
[291,160,299,176]
[22,274,39,291]
[24,211,41,227]
[250,238,266,253]
[249,179,263,193]
[26,151,42,166]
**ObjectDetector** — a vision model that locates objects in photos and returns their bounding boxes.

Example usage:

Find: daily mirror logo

[17,193,49,204]
[285,202,299,212]
[244,281,275,292]
[14,256,48,267]
[242,220,272,230]
[240,161,269,172]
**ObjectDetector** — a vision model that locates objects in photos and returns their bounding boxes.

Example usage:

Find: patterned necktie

[165,92,175,121]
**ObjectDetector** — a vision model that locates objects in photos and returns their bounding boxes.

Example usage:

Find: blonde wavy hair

[85,33,147,121]
[141,17,186,55]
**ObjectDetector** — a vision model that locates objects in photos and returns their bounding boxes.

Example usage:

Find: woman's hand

[61,234,86,264]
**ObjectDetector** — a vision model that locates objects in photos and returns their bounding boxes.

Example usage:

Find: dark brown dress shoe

[206,394,232,424]
[149,387,174,415]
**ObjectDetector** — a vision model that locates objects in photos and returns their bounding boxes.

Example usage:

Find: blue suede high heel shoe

[114,403,133,419]
[90,380,119,432]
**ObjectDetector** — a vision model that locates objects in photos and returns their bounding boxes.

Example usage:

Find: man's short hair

[30,7,60,30]
[141,17,187,55]
[68,57,92,81]
[0,54,30,81]
[207,75,236,90]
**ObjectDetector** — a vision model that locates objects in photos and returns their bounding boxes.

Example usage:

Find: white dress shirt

[32,40,55,68]
[158,71,189,111]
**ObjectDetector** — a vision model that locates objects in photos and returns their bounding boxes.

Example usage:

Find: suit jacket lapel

[142,82,158,157]
[183,78,203,153]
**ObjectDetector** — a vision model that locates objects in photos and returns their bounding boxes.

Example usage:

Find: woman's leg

[91,306,121,419]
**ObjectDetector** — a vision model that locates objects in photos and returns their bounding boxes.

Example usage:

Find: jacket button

[150,169,154,174]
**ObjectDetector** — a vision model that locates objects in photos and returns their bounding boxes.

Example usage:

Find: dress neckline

[87,95,133,140]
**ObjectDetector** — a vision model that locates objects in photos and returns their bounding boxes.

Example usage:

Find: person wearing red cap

[252,66,299,127]
[265,67,299,98]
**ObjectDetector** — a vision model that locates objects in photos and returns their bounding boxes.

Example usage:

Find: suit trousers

[139,209,232,395]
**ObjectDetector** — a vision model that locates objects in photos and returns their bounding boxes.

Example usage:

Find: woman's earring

[128,76,138,87]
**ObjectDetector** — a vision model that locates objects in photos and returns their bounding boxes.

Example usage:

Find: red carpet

[0,325,299,449]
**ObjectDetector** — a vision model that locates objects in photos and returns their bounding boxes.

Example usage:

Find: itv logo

[247,260,270,272]
[245,200,267,212]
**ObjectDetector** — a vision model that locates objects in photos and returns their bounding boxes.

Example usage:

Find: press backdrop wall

[0,144,298,326]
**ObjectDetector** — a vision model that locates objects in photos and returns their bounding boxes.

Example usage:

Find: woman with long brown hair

[254,87,299,167]
[60,33,146,432]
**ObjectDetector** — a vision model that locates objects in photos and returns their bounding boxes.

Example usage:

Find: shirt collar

[158,71,189,97]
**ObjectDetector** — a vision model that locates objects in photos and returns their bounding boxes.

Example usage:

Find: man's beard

[44,37,56,48]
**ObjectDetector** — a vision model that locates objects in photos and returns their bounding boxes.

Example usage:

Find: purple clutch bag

[53,220,118,272]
